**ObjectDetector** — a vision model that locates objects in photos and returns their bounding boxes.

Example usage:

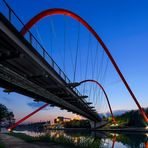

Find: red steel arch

[20,8,148,123]
[79,79,116,125]
[8,103,49,131]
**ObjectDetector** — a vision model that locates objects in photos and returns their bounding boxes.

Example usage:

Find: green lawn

[0,143,5,148]
[0,138,5,148]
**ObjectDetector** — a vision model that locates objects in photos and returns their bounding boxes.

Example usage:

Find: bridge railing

[0,0,82,98]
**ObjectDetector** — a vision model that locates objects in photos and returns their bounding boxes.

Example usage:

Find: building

[54,117,64,124]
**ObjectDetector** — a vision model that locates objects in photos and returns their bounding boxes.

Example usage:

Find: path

[0,134,66,148]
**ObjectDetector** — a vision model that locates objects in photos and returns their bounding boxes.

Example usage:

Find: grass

[0,138,5,148]
[8,133,36,142]
[7,133,102,148]
[7,133,77,147]
[0,143,5,148]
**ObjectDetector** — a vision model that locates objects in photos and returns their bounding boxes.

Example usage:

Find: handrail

[0,0,84,99]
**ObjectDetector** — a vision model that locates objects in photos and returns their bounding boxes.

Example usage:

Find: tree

[0,104,8,121]
[128,110,147,127]
[63,119,91,128]
[115,108,148,127]
[0,103,14,128]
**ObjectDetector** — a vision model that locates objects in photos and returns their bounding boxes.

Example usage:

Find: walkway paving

[0,134,66,148]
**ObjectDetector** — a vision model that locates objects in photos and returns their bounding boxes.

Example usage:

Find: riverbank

[1,129,147,147]
[15,127,148,133]
[0,132,103,148]
[0,133,70,148]
[95,127,148,133]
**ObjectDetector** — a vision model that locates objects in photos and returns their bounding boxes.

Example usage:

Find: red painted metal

[20,8,148,123]
[79,79,116,125]
[145,141,148,148]
[111,134,117,148]
[8,103,49,131]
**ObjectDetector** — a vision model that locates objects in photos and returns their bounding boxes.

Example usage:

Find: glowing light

[7,128,12,132]
[110,133,118,136]
[110,123,118,127]
[73,115,81,120]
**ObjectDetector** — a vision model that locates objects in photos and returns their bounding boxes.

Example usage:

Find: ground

[0,134,67,148]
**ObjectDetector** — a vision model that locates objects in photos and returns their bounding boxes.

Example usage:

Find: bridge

[0,0,100,122]
[0,0,147,129]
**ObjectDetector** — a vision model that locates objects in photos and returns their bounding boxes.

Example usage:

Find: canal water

[14,130,148,148]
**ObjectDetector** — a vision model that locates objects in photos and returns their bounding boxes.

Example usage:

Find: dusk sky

[0,0,148,123]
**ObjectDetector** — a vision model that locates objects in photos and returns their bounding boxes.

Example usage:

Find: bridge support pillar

[90,121,96,129]
[90,120,109,129]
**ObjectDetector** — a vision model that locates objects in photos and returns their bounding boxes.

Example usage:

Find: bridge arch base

[90,120,109,129]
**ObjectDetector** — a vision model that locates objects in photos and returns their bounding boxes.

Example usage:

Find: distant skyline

[0,0,148,123]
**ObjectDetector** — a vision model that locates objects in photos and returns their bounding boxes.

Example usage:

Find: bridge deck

[0,12,100,122]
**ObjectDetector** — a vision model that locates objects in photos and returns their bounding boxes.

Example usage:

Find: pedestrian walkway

[0,134,66,148]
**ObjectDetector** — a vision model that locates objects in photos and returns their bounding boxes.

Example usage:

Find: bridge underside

[0,13,101,122]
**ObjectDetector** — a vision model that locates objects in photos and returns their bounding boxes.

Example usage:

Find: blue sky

[0,0,148,122]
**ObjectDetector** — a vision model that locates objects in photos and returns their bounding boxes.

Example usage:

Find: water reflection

[111,134,116,148]
[146,141,148,148]
[14,129,148,148]
[113,133,147,148]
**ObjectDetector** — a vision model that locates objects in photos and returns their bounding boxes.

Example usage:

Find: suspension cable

[88,37,93,102]
[35,24,46,49]
[83,33,91,95]
[100,58,109,103]
[92,42,99,105]
[49,21,53,57]
[88,41,99,105]
[73,22,80,82]
[94,49,104,110]
[79,39,83,93]
[63,15,66,73]
[67,19,75,73]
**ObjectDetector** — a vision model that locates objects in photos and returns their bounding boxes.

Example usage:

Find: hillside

[115,108,148,127]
